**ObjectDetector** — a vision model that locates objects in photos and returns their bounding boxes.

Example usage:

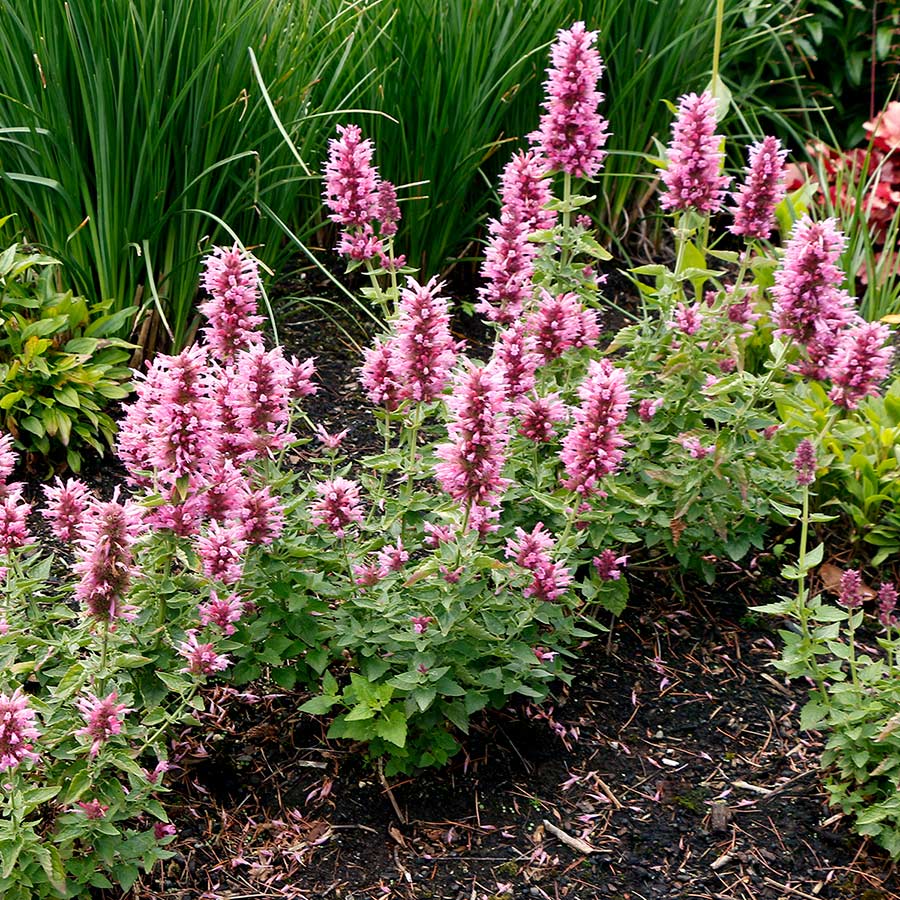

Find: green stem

[847,610,860,690]
[98,618,110,694]
[711,0,725,88]
[561,172,573,267]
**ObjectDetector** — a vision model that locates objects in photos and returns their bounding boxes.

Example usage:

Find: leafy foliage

[0,233,133,471]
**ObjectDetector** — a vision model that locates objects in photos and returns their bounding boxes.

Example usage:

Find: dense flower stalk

[491,321,541,400]
[323,124,380,228]
[0,489,31,554]
[827,321,894,409]
[878,582,898,627]
[393,277,458,403]
[838,569,864,609]
[560,359,630,496]
[475,215,539,324]
[199,244,264,359]
[234,486,284,546]
[310,478,364,538]
[517,393,567,443]
[793,439,818,486]
[527,290,600,361]
[42,478,91,542]
[771,216,856,378]
[375,180,402,237]
[198,590,244,636]
[530,22,609,178]
[75,692,131,758]
[505,522,571,602]
[0,687,41,771]
[73,493,144,621]
[434,362,511,521]
[593,549,628,581]
[0,433,15,485]
[500,151,557,232]
[729,136,788,240]
[659,91,730,214]
[360,338,403,412]
[196,521,247,585]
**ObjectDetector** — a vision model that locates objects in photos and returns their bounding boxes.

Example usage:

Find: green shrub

[0,230,133,471]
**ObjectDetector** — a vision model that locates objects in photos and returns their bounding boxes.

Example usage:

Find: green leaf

[374,707,408,747]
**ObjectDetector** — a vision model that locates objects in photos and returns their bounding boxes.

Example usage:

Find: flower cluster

[75,692,131,758]
[322,124,403,266]
[659,91,730,214]
[0,687,41,771]
[729,136,788,240]
[506,523,572,602]
[0,433,31,556]
[530,21,609,179]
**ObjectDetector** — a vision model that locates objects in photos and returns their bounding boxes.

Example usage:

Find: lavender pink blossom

[177,630,231,676]
[310,477,364,538]
[593,549,628,581]
[729,136,788,240]
[377,539,409,576]
[491,321,542,401]
[826,321,894,409]
[0,489,31,555]
[527,290,600,361]
[75,691,131,758]
[323,124,380,228]
[42,478,91,542]
[0,687,41,771]
[517,393,567,443]
[196,521,247,585]
[530,22,609,178]
[878,582,898,628]
[838,569,864,609]
[198,590,244,636]
[659,91,730,214]
[793,439,818,486]
[360,337,403,412]
[560,359,630,497]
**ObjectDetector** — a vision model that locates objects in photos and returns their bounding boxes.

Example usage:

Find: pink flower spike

[360,337,403,412]
[0,489,31,555]
[196,521,248,586]
[638,398,663,421]
[506,522,556,571]
[310,477,364,538]
[76,799,109,820]
[527,290,599,362]
[838,570,864,609]
[233,485,284,546]
[177,630,231,676]
[517,392,568,443]
[199,243,265,360]
[198,590,244,636]
[154,822,177,841]
[0,433,16,484]
[375,180,401,236]
[0,688,41,771]
[42,478,91,542]
[491,321,541,401]
[676,435,715,459]
[288,356,318,399]
[377,539,409,576]
[560,359,630,497]
[593,549,628,581]
[530,22,609,178]
[793,439,817,486]
[75,691,131,758]
[659,91,730,214]
[410,615,434,634]
[353,562,382,588]
[323,124,380,228]
[314,424,348,451]
[729,136,788,240]
[827,321,894,409]
[423,521,455,548]
[533,646,558,664]
[878,582,898,628]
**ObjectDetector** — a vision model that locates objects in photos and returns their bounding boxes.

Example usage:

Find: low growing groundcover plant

[1,18,899,899]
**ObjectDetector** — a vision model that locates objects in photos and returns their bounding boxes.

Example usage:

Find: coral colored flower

[729,136,788,240]
[377,539,409,576]
[196,521,247,585]
[42,478,91,542]
[771,216,857,378]
[76,799,109,819]
[310,477,364,538]
[199,244,264,360]
[878,582,898,628]
[560,359,630,497]
[393,277,458,403]
[434,362,511,518]
[74,492,144,621]
[198,590,244,636]
[491,320,542,401]
[517,393,567,443]
[793,439,818,486]
[864,101,900,153]
[827,321,894,409]
[838,570,864,609]
[530,21,609,178]
[592,549,628,581]
[410,615,434,634]
[0,489,31,554]
[0,688,40,771]
[75,692,131,758]
[177,630,231,676]
[360,337,403,412]
[659,91,730,214]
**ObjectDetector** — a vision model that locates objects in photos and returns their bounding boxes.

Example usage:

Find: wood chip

[711,852,733,871]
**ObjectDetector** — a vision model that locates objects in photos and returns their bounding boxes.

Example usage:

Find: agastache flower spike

[729,136,788,240]
[838,569,864,609]
[434,361,511,521]
[360,337,403,412]
[323,124,380,228]
[530,21,609,178]
[517,393,567,443]
[196,521,247,586]
[0,490,31,555]
[75,692,131,758]
[491,321,541,401]
[42,478,91,542]
[593,549,628,581]
[199,244,264,360]
[0,433,15,485]
[198,591,244,636]
[878,582,898,628]
[659,91,730,214]
[771,216,856,378]
[827,321,894,409]
[560,359,630,497]
[393,277,458,403]
[0,688,41,771]
[310,477,364,538]
[527,290,600,362]
[177,630,231,676]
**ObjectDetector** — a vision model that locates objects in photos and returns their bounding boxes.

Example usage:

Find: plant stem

[711,0,725,89]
